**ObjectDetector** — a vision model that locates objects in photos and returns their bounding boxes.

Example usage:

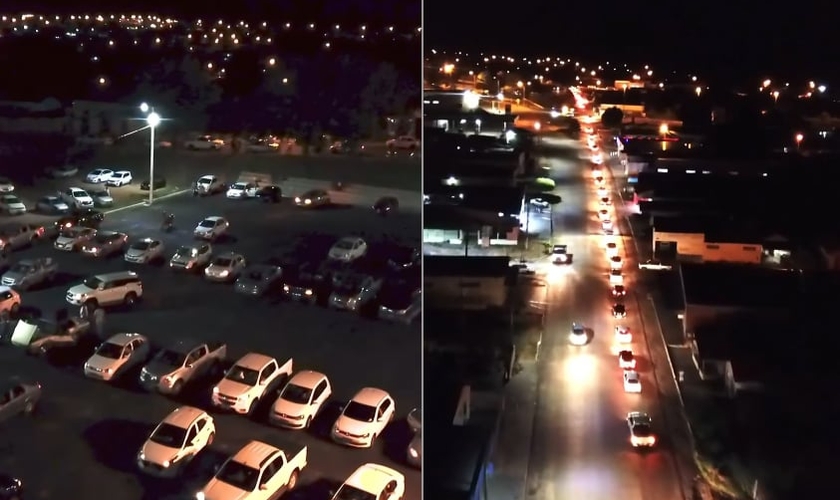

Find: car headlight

[294,197,301,203]
[304,199,311,205]
[304,289,313,296]
[409,446,419,458]
[204,268,211,275]
[283,285,290,292]
[162,375,175,386]
[212,386,220,393]
[162,460,170,468]
[219,270,229,277]
[138,452,145,460]
[186,262,194,269]
[196,493,205,500]
[105,368,112,374]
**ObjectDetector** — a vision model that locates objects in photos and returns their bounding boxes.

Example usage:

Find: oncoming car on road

[569,322,588,346]
[627,411,656,448]
[294,189,330,207]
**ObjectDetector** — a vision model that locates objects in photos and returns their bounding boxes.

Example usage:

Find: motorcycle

[161,214,175,232]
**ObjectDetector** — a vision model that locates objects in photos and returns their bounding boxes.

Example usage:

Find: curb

[104,188,191,215]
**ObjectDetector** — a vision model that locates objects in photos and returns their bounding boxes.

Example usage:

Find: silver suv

[66,271,143,308]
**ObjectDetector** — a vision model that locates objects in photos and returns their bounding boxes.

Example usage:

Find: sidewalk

[486,360,538,500]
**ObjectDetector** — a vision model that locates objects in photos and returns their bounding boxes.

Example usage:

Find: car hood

[86,353,119,371]
[68,284,94,296]
[2,271,24,281]
[194,226,212,233]
[202,478,250,500]
[143,360,177,378]
[272,398,308,417]
[51,202,70,209]
[93,194,113,201]
[126,248,149,258]
[215,378,251,397]
[55,235,78,245]
[75,196,94,202]
[140,439,179,465]
[335,414,372,436]
[171,253,193,264]
[206,264,230,274]
[4,201,25,208]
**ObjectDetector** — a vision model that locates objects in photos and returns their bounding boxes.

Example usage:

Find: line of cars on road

[573,129,659,450]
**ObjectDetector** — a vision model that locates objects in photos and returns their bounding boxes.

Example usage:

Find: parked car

[105,170,132,187]
[88,188,114,208]
[258,185,282,203]
[85,169,114,183]
[47,164,79,178]
[194,175,225,196]
[0,378,41,423]
[140,177,167,191]
[0,194,26,215]
[36,196,70,214]
[373,196,399,215]
[60,187,94,209]
[83,333,151,383]
[184,135,222,150]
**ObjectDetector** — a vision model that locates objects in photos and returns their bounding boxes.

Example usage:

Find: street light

[795,133,804,151]
[140,103,161,205]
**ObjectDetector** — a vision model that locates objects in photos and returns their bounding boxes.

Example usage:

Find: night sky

[425,1,840,84]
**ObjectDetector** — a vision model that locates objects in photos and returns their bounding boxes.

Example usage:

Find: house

[424,187,525,247]
[424,256,511,310]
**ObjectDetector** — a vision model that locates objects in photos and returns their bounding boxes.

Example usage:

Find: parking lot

[0,184,421,499]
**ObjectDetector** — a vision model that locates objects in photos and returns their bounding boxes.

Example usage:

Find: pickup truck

[197,440,307,500]
[13,317,98,366]
[1,258,58,290]
[211,353,293,416]
[0,223,45,251]
[139,339,227,395]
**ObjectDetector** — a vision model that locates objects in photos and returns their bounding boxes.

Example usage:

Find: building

[677,263,802,392]
[424,256,511,310]
[0,98,68,134]
[652,216,788,264]
[424,186,525,247]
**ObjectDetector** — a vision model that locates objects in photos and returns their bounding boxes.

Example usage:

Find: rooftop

[423,185,524,215]
[424,204,519,231]
[680,263,801,308]
[425,256,511,278]
[653,215,777,243]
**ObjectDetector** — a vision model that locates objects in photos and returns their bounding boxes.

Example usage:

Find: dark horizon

[425,1,840,83]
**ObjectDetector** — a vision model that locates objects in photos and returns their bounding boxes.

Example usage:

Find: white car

[386,135,418,151]
[639,260,673,271]
[591,152,603,165]
[0,178,14,192]
[597,187,608,198]
[85,168,114,183]
[594,176,605,186]
[83,333,151,382]
[627,411,656,447]
[599,196,611,207]
[606,242,618,257]
[124,238,166,264]
[294,189,330,207]
[61,187,94,209]
[211,353,292,415]
[193,216,229,241]
[610,256,622,270]
[328,236,368,262]
[601,219,613,232]
[609,270,623,286]
[0,194,26,215]
[138,406,215,477]
[270,371,332,429]
[598,209,610,220]
[332,387,396,448]
[623,371,642,393]
[106,170,132,187]
[333,464,406,500]
[195,175,226,195]
[54,226,97,251]
[569,322,588,346]
[204,252,247,282]
[185,135,223,150]
[619,350,636,370]
[225,182,259,199]
[406,408,421,468]
[615,326,632,343]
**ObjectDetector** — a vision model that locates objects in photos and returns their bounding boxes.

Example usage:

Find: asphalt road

[85,145,421,192]
[523,138,684,500]
[0,192,421,499]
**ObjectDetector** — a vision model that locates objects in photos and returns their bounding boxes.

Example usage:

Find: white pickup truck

[139,339,227,395]
[211,353,293,416]
[196,440,307,500]
[638,260,672,271]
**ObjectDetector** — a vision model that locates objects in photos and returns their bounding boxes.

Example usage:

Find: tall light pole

[140,103,161,205]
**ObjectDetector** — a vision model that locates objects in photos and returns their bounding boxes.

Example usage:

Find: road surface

[523,137,685,500]
[0,190,420,499]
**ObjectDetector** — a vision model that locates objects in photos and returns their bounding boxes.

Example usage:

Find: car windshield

[620,351,633,360]
[83,277,103,289]
[225,365,259,386]
[281,383,312,404]
[94,234,113,243]
[232,183,247,189]
[627,374,639,383]
[149,423,187,447]
[175,246,194,257]
[11,263,33,273]
[215,460,260,492]
[199,220,215,228]
[214,258,233,267]
[633,424,653,437]
[132,240,152,250]
[156,349,186,367]
[334,485,377,500]
[72,190,87,198]
[343,401,376,422]
[572,326,585,335]
[96,342,123,359]
[302,190,321,198]
[3,196,20,203]
[335,240,354,250]
[198,177,212,184]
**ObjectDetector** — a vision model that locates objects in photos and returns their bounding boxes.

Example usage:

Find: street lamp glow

[762,79,771,88]
[695,86,702,97]
[496,92,504,101]
[659,123,669,136]
[818,85,827,93]
[795,133,804,143]
[139,102,149,113]
[772,90,780,102]
[147,112,161,128]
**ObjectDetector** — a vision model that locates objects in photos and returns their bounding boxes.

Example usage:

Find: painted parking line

[103,188,192,215]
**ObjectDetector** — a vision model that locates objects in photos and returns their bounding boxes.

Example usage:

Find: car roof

[204,216,223,221]
[68,186,86,191]
[234,352,275,369]
[114,170,131,175]
[345,463,405,493]
[625,371,639,378]
[231,440,281,469]
[163,405,208,428]
[289,370,327,389]
[198,175,216,180]
[337,236,364,244]
[106,332,145,346]
[351,387,390,406]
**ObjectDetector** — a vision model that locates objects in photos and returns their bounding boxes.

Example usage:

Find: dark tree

[601,106,624,129]
[127,55,221,132]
